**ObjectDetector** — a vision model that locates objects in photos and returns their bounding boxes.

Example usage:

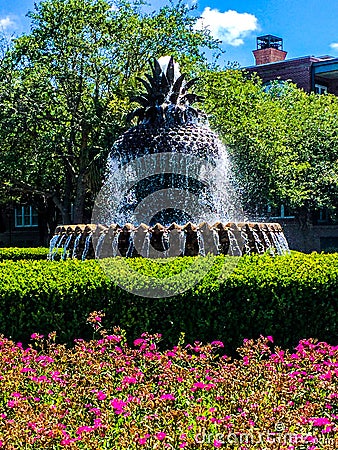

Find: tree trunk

[296,203,312,230]
[73,173,87,224]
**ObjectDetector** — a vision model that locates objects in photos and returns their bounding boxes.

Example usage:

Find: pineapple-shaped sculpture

[112,56,222,161]
[108,56,235,225]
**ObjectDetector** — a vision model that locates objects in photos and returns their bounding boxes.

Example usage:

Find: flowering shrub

[0,321,338,449]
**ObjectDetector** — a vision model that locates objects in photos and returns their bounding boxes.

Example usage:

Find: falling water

[48,234,60,260]
[95,233,106,259]
[197,230,205,257]
[126,231,135,257]
[162,231,170,257]
[62,235,72,260]
[270,232,283,255]
[240,229,251,255]
[179,230,186,256]
[228,229,242,256]
[212,229,220,255]
[261,230,274,253]
[50,234,66,261]
[112,231,121,257]
[275,232,290,253]
[141,231,151,258]
[94,140,245,228]
[72,234,82,259]
[251,229,265,254]
[82,234,92,261]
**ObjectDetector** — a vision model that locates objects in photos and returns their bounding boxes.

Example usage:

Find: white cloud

[0,16,15,30]
[195,7,258,46]
[330,42,338,51]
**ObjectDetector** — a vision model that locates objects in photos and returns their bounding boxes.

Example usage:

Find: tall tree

[200,69,338,226]
[0,0,219,237]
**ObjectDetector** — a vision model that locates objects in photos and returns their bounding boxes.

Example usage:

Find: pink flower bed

[0,317,337,448]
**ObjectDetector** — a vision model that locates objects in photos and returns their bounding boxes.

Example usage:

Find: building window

[314,84,328,94]
[267,204,295,219]
[318,208,329,223]
[15,206,38,228]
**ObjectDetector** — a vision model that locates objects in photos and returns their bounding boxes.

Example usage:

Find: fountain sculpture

[49,56,290,260]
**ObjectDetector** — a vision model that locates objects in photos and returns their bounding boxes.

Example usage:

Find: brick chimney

[253,35,287,65]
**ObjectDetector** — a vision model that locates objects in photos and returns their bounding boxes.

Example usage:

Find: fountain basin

[48,222,289,260]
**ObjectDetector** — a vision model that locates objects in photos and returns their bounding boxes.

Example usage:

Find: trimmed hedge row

[0,252,337,352]
[0,247,49,261]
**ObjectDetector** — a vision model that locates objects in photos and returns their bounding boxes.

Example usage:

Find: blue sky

[1,0,338,67]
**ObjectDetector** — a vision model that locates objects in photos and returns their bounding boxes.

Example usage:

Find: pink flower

[106,335,121,342]
[7,400,17,408]
[110,398,127,414]
[76,425,93,434]
[156,432,166,441]
[160,394,176,401]
[21,367,35,373]
[192,381,215,391]
[122,376,137,385]
[214,439,223,447]
[11,392,21,398]
[31,333,44,340]
[211,341,224,348]
[96,391,106,401]
[267,336,274,343]
[312,417,331,426]
[138,434,150,445]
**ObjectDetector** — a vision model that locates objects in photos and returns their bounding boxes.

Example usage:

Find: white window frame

[314,83,328,94]
[318,208,329,223]
[15,206,38,228]
[267,204,295,219]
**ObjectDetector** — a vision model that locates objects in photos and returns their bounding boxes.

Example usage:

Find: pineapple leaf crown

[127,56,204,126]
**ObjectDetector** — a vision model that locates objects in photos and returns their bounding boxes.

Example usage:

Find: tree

[199,69,338,226]
[0,0,220,240]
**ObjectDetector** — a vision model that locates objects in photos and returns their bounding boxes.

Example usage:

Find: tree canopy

[200,70,338,226]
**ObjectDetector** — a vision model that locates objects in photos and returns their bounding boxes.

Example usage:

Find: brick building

[246,35,338,95]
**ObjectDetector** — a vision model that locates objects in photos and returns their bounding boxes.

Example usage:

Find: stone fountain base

[48,222,289,260]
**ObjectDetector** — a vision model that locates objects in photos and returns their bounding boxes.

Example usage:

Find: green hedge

[0,252,337,352]
[0,247,49,261]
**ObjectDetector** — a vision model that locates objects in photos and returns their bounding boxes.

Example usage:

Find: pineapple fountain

[49,56,289,261]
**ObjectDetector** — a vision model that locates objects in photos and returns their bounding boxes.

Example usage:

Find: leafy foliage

[199,70,338,223]
[0,247,49,261]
